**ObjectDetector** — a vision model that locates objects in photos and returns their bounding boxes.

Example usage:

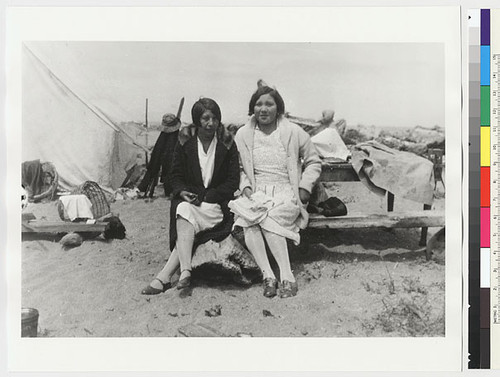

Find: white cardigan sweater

[234,115,322,229]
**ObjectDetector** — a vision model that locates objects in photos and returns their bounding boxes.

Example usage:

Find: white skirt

[176,201,224,234]
[232,183,301,244]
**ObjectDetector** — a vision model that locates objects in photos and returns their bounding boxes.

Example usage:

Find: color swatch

[469,8,491,369]
[480,8,491,369]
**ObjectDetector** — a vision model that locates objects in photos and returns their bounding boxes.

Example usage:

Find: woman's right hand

[180,190,198,204]
[242,187,253,199]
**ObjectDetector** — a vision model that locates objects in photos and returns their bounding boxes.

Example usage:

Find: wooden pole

[176,97,185,120]
[145,98,149,165]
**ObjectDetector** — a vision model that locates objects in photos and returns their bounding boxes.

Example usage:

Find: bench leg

[382,192,396,233]
[419,203,432,246]
[387,192,394,212]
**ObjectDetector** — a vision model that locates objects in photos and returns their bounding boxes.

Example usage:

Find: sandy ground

[22,182,445,338]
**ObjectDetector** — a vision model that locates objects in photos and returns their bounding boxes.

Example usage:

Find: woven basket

[72,181,111,219]
[57,200,68,221]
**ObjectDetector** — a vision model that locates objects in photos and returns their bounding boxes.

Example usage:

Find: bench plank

[320,162,360,182]
[308,210,444,229]
[22,221,107,234]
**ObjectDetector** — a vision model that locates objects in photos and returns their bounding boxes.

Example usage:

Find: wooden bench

[22,220,108,234]
[308,210,445,229]
[21,213,108,234]
[314,162,444,246]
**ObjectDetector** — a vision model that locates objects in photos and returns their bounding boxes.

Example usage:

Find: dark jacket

[169,123,240,251]
[137,130,179,196]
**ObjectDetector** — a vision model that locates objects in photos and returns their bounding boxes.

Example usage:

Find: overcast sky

[26,41,444,128]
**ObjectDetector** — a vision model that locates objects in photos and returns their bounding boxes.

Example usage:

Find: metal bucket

[21,308,39,337]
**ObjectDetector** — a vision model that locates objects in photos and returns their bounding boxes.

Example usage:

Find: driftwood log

[191,232,261,285]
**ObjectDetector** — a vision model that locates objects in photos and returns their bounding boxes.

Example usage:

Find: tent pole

[145,98,149,165]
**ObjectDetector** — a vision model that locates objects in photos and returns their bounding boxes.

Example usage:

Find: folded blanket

[351,141,435,205]
[22,159,44,197]
[59,195,94,221]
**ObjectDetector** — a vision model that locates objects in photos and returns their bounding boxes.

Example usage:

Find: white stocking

[153,248,180,287]
[262,229,295,282]
[176,217,195,280]
[244,225,275,279]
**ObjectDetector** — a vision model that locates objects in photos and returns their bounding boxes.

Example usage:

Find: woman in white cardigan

[233,86,321,298]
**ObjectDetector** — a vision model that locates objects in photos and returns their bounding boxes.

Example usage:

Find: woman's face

[254,94,278,126]
[198,110,219,135]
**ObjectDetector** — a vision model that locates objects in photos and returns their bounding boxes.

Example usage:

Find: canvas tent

[22,43,146,194]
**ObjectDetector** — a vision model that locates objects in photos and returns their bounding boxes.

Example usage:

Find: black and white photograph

[20,40,447,338]
[6,6,463,372]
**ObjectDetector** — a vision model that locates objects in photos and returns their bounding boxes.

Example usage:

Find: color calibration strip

[480,9,491,369]
[468,9,500,369]
[469,9,481,369]
[491,9,500,371]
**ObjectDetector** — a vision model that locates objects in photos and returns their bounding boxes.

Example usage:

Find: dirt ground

[22,182,445,338]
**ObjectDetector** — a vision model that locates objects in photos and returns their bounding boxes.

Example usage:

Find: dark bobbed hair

[248,86,285,116]
[191,98,222,127]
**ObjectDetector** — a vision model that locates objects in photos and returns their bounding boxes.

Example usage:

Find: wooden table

[315,162,443,246]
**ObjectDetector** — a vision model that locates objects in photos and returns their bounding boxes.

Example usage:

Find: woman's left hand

[299,188,310,204]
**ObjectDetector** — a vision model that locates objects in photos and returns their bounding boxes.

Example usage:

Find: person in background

[141,98,240,295]
[232,85,321,298]
[137,113,180,198]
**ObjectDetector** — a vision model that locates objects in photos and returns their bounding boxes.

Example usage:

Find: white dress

[233,126,301,244]
[176,137,224,233]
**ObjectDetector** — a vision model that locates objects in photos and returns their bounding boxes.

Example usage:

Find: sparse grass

[362,272,444,336]
[361,268,397,295]
[430,280,446,290]
[361,281,372,292]
[361,280,382,294]
[374,294,444,336]
[402,276,428,294]
[384,266,396,295]
[300,261,345,282]
[331,263,346,279]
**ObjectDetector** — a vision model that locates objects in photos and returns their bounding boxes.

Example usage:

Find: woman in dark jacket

[142,98,240,295]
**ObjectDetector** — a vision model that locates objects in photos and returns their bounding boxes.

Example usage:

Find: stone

[60,232,83,249]
[178,322,224,337]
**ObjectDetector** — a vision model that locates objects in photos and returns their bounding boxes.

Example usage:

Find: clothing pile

[351,141,435,205]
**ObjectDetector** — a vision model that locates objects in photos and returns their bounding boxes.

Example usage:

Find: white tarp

[22,43,144,193]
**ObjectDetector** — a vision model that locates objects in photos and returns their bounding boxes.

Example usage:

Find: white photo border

[6,6,462,372]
